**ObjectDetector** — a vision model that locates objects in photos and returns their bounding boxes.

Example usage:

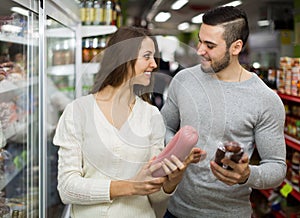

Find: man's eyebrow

[198,36,217,45]
[204,40,217,46]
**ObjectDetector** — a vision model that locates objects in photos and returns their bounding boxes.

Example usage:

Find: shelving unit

[0,76,37,142]
[278,93,300,103]
[0,33,38,46]
[47,63,100,76]
[285,134,300,152]
[275,92,300,215]
[252,92,300,217]
[46,24,118,218]
[81,25,117,38]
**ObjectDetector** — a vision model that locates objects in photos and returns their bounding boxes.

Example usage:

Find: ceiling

[0,0,294,36]
[123,0,294,35]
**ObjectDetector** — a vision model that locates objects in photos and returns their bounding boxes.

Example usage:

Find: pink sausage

[151,125,199,177]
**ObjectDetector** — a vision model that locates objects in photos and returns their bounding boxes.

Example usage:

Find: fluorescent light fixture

[222,0,242,7]
[257,20,270,27]
[252,62,261,69]
[178,22,190,31]
[11,7,29,16]
[155,12,171,22]
[191,13,204,24]
[171,0,188,10]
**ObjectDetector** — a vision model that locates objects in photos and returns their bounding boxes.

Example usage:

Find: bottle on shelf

[112,0,117,26]
[84,0,94,26]
[104,0,113,25]
[93,0,105,25]
[82,38,92,63]
[115,0,122,27]
[91,37,100,62]
[79,0,86,25]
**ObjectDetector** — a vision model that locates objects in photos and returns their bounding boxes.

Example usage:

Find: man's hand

[210,154,250,186]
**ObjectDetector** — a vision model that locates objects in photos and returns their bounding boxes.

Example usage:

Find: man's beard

[200,49,230,74]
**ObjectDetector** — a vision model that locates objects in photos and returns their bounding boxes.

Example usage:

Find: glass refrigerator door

[46,18,76,218]
[0,0,39,217]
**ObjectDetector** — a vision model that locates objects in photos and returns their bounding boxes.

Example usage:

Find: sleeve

[246,93,287,189]
[147,107,175,210]
[53,103,112,205]
[160,77,181,144]
[149,109,166,158]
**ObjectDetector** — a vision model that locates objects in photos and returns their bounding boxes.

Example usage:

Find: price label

[280,183,293,197]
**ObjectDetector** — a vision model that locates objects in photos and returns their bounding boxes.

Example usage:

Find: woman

[53,26,204,218]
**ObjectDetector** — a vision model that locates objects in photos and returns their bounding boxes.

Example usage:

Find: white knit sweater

[53,94,170,218]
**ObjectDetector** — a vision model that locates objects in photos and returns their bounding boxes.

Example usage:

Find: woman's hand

[162,147,207,193]
[110,159,167,199]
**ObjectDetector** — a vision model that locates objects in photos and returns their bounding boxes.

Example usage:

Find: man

[161,6,286,218]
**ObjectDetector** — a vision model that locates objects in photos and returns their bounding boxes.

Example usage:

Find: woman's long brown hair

[90,26,160,103]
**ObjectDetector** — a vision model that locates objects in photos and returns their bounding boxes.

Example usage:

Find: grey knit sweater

[160,64,287,218]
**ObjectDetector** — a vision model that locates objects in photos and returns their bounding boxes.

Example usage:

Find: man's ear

[230,39,243,56]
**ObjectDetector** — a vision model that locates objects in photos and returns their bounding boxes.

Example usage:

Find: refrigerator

[0,0,92,217]
[0,0,117,216]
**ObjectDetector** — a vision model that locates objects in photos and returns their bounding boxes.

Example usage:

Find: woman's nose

[150,58,157,69]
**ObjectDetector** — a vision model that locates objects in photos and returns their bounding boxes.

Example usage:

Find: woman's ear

[231,39,243,56]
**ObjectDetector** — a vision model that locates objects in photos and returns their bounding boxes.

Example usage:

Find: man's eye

[207,44,214,49]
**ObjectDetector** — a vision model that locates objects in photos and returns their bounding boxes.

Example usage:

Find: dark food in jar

[214,141,244,170]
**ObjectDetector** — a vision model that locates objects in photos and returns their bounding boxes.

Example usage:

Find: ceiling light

[171,0,189,10]
[178,22,190,31]
[252,62,261,69]
[191,13,204,24]
[222,0,242,7]
[155,12,171,22]
[11,7,29,16]
[257,20,270,27]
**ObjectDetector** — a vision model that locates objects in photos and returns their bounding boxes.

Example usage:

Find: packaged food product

[214,141,244,170]
[151,125,198,177]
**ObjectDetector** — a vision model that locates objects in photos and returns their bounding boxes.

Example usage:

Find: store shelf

[256,189,287,218]
[0,79,19,93]
[0,80,23,102]
[47,64,75,76]
[46,27,76,38]
[284,134,300,151]
[81,25,117,38]
[259,189,272,198]
[257,178,300,202]
[0,33,38,46]
[277,92,300,103]
[0,77,38,102]
[47,63,99,76]
[46,25,117,38]
[3,121,28,143]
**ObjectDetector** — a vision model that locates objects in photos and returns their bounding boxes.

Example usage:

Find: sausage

[151,125,199,177]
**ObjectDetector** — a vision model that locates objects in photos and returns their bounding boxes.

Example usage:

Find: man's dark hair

[203,6,249,48]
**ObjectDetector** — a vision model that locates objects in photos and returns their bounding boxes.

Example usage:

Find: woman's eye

[144,54,151,59]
